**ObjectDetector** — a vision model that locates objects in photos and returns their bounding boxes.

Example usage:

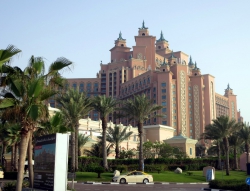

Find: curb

[81,182,209,185]
[202,189,233,191]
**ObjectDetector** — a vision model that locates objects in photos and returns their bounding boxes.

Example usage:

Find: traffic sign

[245,177,250,185]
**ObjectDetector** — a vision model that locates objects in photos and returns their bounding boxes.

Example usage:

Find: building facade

[49,21,242,142]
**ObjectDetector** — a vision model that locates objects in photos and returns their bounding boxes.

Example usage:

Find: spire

[139,20,148,29]
[227,83,232,90]
[117,31,125,41]
[168,50,176,59]
[157,31,168,42]
[188,56,194,66]
[193,61,200,70]
[162,57,167,65]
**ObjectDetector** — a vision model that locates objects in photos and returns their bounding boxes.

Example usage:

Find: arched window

[79,83,84,92]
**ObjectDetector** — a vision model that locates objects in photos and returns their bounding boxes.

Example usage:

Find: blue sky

[1,1,250,122]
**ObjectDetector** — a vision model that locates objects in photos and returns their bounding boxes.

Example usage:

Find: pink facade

[50,21,242,143]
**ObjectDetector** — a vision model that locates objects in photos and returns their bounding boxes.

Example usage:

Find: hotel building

[49,21,242,143]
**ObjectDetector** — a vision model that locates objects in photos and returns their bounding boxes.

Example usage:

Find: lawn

[74,170,248,183]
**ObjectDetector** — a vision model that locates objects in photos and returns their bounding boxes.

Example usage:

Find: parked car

[23,172,29,181]
[112,170,153,183]
[0,167,4,179]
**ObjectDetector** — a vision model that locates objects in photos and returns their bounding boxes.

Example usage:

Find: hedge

[209,180,248,191]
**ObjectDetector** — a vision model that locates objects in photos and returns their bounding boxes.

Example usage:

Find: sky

[1,1,250,122]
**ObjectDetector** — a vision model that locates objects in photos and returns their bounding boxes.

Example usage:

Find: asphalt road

[69,183,209,191]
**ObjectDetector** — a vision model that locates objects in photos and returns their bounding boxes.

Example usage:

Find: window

[190,148,192,155]
[153,87,156,92]
[174,122,176,126]
[72,83,77,90]
[162,102,166,106]
[79,83,84,92]
[162,108,167,112]
[161,82,166,87]
[173,97,176,101]
[162,89,166,93]
[189,86,191,90]
[173,103,176,107]
[173,91,176,94]
[172,85,176,89]
[162,121,167,125]
[190,130,192,133]
[162,95,166,99]
[190,124,192,126]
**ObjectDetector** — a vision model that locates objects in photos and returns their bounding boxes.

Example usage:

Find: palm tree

[78,133,89,156]
[212,115,237,175]
[106,125,133,159]
[0,45,21,67]
[35,112,69,136]
[4,123,21,171]
[120,94,162,171]
[0,56,72,191]
[228,133,242,170]
[200,124,223,169]
[238,123,250,165]
[91,95,119,170]
[84,137,113,158]
[57,89,92,172]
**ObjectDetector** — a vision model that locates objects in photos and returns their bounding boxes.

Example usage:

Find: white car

[112,170,153,183]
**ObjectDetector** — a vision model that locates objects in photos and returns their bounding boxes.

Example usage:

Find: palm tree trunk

[138,122,144,171]
[115,141,119,159]
[223,137,230,175]
[16,130,31,191]
[234,146,238,169]
[1,142,6,167]
[217,141,221,170]
[28,131,34,188]
[71,131,76,172]
[14,143,18,171]
[246,143,249,163]
[11,145,15,171]
[75,124,79,171]
[102,117,108,170]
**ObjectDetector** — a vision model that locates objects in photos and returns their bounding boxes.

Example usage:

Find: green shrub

[93,166,105,178]
[2,180,29,191]
[116,165,127,173]
[209,180,247,191]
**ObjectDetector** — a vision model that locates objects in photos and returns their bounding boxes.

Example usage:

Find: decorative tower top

[224,83,234,97]
[168,50,176,59]
[114,31,127,46]
[157,31,168,42]
[162,57,167,66]
[117,31,125,41]
[139,20,148,29]
[188,56,194,65]
[193,62,200,70]
[227,83,232,90]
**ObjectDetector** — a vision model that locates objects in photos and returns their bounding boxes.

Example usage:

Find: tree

[4,123,21,171]
[212,116,237,175]
[91,95,119,170]
[228,132,242,170]
[238,123,250,165]
[106,125,133,159]
[84,137,113,158]
[0,45,21,67]
[57,89,92,172]
[35,112,70,136]
[158,143,174,158]
[0,55,72,191]
[120,94,162,171]
[200,124,223,170]
[78,133,89,156]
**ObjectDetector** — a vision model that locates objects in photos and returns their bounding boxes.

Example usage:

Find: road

[69,183,209,191]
